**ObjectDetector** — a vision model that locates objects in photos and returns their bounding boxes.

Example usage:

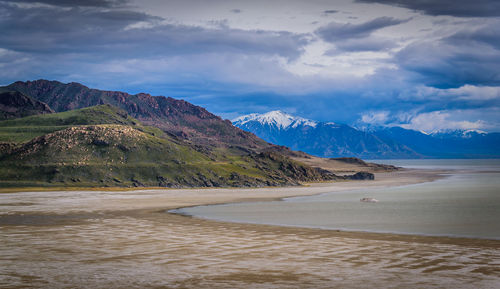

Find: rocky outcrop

[251,151,340,184]
[0,91,53,120]
[345,172,374,180]
[332,157,368,165]
[360,197,379,203]
[0,142,16,156]
[333,157,398,172]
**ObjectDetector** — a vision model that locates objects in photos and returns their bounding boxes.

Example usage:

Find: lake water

[179,159,500,239]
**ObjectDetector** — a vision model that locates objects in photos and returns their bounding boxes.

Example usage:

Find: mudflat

[1,169,499,288]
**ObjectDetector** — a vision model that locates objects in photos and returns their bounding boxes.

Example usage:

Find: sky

[1,0,499,132]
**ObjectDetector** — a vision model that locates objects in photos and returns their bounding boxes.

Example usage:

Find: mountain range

[0,80,383,188]
[233,111,500,159]
[2,80,267,149]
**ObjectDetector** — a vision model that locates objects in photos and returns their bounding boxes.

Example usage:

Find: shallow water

[369,158,500,171]
[181,160,500,239]
[1,163,499,288]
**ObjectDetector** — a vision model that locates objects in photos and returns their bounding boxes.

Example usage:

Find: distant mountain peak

[233,110,317,130]
[232,109,500,158]
[233,110,419,158]
[430,128,488,139]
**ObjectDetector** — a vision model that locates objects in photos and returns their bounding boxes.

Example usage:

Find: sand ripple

[1,172,499,288]
[1,210,499,289]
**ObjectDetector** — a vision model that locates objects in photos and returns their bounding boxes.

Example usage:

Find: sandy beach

[1,169,499,288]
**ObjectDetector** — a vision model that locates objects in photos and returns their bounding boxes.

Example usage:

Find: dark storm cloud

[446,26,500,49]
[1,0,126,7]
[0,3,308,59]
[316,17,408,42]
[356,0,500,17]
[395,23,500,88]
[2,0,498,131]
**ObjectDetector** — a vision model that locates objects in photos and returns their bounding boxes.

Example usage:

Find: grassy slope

[0,104,161,143]
[4,80,270,149]
[0,105,335,188]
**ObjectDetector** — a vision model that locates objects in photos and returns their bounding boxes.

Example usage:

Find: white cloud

[434,85,500,100]
[402,85,500,101]
[359,109,496,133]
[360,110,390,124]
[2,0,500,131]
[400,111,487,133]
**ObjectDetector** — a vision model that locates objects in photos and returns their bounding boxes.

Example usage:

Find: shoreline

[175,212,500,245]
[162,209,500,249]
[163,169,500,247]
[2,167,500,288]
[9,167,496,246]
[4,168,498,247]
[0,166,436,194]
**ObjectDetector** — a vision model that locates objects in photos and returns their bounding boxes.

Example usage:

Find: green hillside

[0,105,337,188]
[3,80,270,149]
[0,104,162,143]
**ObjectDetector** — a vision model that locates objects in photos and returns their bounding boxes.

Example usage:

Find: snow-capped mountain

[233,111,419,159]
[430,129,487,139]
[233,111,500,159]
[233,110,317,130]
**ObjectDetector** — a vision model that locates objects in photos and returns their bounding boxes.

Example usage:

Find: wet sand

[1,169,499,288]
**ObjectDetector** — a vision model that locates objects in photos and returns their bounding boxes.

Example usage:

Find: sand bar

[1,169,499,288]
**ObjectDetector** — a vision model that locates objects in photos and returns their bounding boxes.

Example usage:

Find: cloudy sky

[1,0,499,132]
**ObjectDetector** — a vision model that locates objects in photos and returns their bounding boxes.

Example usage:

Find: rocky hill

[0,105,354,188]
[0,81,383,189]
[0,91,53,120]
[2,80,269,149]
[0,104,149,143]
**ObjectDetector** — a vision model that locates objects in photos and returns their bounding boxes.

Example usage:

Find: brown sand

[291,155,398,174]
[0,169,499,288]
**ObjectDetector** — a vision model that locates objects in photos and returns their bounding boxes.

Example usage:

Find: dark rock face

[0,91,54,120]
[345,172,375,180]
[0,142,16,156]
[332,157,368,165]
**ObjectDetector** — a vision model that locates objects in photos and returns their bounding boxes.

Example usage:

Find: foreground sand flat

[1,169,499,288]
